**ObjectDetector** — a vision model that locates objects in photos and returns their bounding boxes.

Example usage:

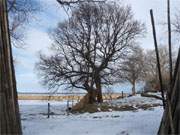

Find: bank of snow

[111,93,162,106]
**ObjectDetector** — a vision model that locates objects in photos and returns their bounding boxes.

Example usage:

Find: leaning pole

[0,0,22,134]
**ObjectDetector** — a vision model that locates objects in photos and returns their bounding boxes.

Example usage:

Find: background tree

[143,45,176,92]
[119,45,144,95]
[36,2,144,104]
[7,0,41,47]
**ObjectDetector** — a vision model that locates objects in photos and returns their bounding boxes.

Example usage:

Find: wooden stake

[47,103,50,118]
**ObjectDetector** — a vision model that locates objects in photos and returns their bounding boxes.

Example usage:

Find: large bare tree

[37,2,144,104]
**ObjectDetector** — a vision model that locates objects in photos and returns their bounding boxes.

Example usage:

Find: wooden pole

[158,49,179,134]
[167,0,173,89]
[150,9,166,108]
[0,0,22,134]
[166,1,175,133]
[150,9,175,134]
[158,1,177,133]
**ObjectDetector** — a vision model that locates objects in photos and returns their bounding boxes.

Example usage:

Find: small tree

[36,2,144,104]
[120,45,144,95]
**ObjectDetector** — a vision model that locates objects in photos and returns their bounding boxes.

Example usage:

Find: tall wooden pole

[0,0,22,134]
[150,9,166,108]
[167,0,173,91]
[166,1,175,133]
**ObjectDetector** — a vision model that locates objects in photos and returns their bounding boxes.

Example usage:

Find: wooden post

[0,0,22,134]
[167,2,175,131]
[158,49,180,134]
[158,1,179,134]
[47,103,50,118]
[121,91,124,98]
[150,9,166,108]
[150,9,175,134]
[167,0,173,88]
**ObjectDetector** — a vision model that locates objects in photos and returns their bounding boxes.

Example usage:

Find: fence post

[47,102,50,118]
[122,91,124,98]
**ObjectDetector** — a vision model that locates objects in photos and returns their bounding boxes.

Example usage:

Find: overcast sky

[13,0,180,93]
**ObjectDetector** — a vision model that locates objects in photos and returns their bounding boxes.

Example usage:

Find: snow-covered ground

[111,93,162,107]
[19,94,163,135]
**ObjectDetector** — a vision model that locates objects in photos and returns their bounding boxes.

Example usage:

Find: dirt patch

[71,102,138,113]
[71,102,162,113]
[136,103,162,110]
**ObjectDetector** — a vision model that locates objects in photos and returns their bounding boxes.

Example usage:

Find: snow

[19,95,163,135]
[111,94,162,106]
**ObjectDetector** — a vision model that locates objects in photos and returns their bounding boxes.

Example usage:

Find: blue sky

[13,0,180,93]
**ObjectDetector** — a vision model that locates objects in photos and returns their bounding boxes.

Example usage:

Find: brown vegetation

[18,93,127,101]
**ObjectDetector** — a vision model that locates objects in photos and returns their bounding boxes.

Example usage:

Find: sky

[13,0,180,93]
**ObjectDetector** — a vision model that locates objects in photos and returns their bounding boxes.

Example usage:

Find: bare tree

[36,2,144,104]
[119,45,144,95]
[144,46,176,92]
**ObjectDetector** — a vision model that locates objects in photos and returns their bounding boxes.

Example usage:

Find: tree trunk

[72,90,97,111]
[88,90,97,104]
[95,77,103,103]
[132,80,136,95]
[0,0,22,134]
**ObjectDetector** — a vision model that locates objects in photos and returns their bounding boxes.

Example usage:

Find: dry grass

[18,93,127,101]
[18,95,82,101]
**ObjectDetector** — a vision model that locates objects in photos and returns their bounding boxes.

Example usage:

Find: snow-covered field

[19,94,163,135]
